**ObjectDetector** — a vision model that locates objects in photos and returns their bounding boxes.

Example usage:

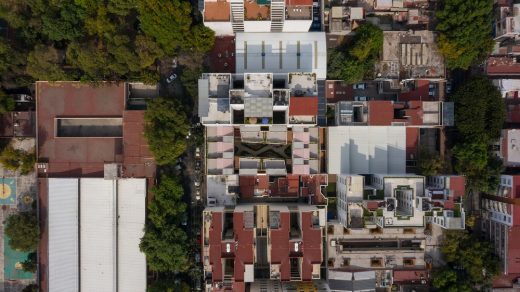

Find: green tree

[0,146,36,174]
[327,23,383,83]
[183,24,216,54]
[107,0,137,16]
[453,77,505,143]
[0,90,15,114]
[21,284,38,292]
[140,225,190,273]
[4,212,39,252]
[21,252,37,273]
[138,0,192,54]
[144,97,189,165]
[147,176,187,228]
[26,45,71,81]
[436,0,493,69]
[434,230,499,291]
[67,41,111,80]
[147,278,191,292]
[40,2,86,41]
[418,149,444,176]
[0,38,28,87]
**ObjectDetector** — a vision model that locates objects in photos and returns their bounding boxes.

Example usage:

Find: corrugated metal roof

[80,178,117,292]
[198,79,210,118]
[235,32,327,79]
[48,178,79,292]
[117,179,147,292]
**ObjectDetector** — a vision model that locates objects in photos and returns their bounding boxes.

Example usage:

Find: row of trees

[0,0,215,86]
[433,230,498,291]
[436,0,494,69]
[451,77,505,193]
[328,23,383,83]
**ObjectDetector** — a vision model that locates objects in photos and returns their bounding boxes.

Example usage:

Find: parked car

[172,57,178,69]
[354,96,367,101]
[195,188,201,201]
[195,147,201,158]
[353,83,366,90]
[181,214,188,226]
[194,179,201,187]
[195,160,201,171]
[166,73,177,83]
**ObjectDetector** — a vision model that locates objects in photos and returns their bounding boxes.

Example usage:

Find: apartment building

[481,175,520,288]
[493,0,520,41]
[202,0,316,35]
[199,72,319,126]
[202,204,327,291]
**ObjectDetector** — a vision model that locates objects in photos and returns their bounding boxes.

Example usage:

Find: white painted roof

[80,178,117,292]
[235,32,327,79]
[117,179,147,292]
[327,126,406,174]
[48,178,79,292]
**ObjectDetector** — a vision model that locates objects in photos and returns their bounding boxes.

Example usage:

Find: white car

[195,147,201,158]
[166,73,177,83]
[353,83,366,90]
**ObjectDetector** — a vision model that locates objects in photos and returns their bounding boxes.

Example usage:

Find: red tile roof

[508,227,520,274]
[399,80,431,101]
[447,176,465,199]
[36,81,154,178]
[487,56,520,75]
[286,0,313,5]
[270,212,291,281]
[301,212,322,281]
[393,269,429,283]
[233,212,254,282]
[368,100,394,125]
[289,97,318,116]
[209,212,223,282]
[406,127,419,161]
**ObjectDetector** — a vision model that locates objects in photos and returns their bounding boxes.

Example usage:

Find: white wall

[204,21,234,35]
[282,19,312,32]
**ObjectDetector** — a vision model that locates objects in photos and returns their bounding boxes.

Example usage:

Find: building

[202,204,327,291]
[493,1,520,41]
[326,126,407,174]
[199,73,319,126]
[481,175,520,288]
[328,6,364,34]
[36,82,156,292]
[376,30,445,81]
[43,178,146,292]
[499,129,520,168]
[235,32,327,79]
[335,174,465,231]
[202,0,315,35]
[35,81,156,178]
[367,100,454,127]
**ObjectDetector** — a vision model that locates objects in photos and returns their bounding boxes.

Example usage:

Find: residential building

[202,0,315,35]
[367,100,454,127]
[199,73,319,126]
[481,175,520,288]
[326,126,407,174]
[493,1,520,41]
[202,204,327,291]
[499,129,520,168]
[235,32,327,79]
[328,6,364,34]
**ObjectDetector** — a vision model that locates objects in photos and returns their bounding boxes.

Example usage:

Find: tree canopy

[4,211,39,252]
[0,145,36,175]
[453,77,505,143]
[436,0,494,69]
[451,77,505,192]
[0,0,214,84]
[327,23,383,83]
[433,230,498,291]
[140,176,190,273]
[144,97,190,165]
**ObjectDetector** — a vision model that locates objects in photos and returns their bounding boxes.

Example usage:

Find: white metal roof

[235,32,327,79]
[48,178,79,292]
[327,126,406,174]
[80,178,117,292]
[117,179,147,292]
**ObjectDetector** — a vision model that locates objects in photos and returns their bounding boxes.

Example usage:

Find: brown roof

[204,1,230,21]
[368,100,394,125]
[487,56,520,75]
[36,81,154,178]
[289,96,318,116]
